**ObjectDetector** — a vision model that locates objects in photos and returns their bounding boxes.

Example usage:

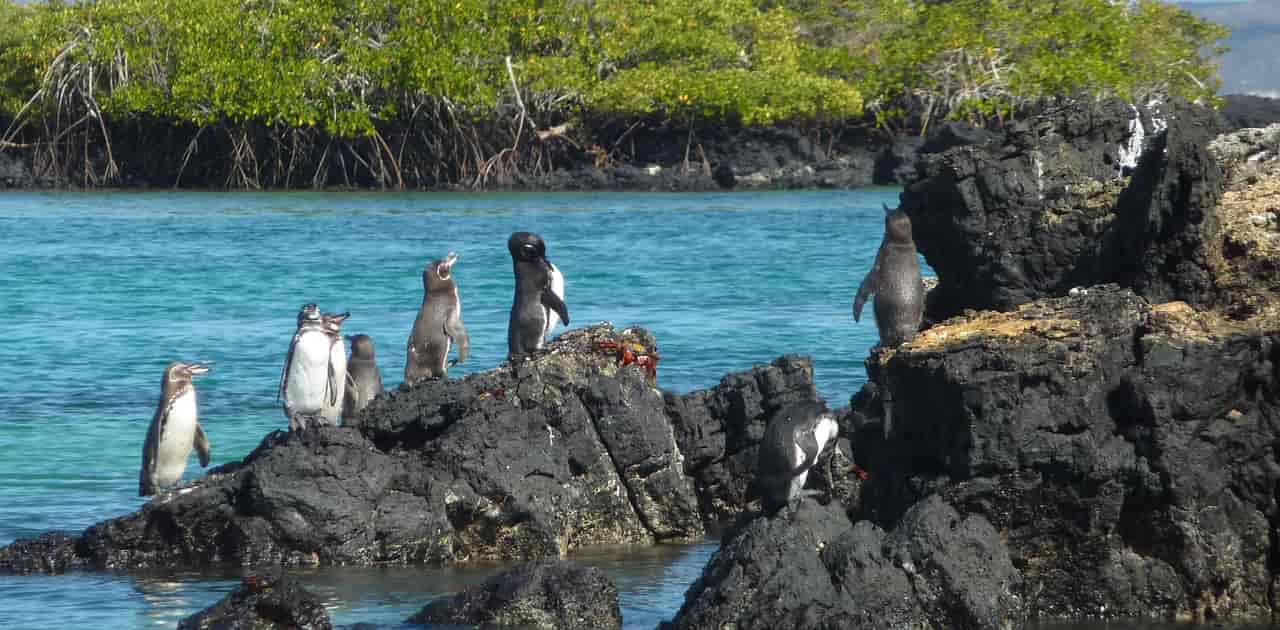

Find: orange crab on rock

[593,336,661,386]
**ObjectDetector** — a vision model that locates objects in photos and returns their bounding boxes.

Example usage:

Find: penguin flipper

[279,332,302,402]
[541,288,570,327]
[193,422,211,468]
[140,406,164,497]
[854,248,887,322]
[445,315,470,365]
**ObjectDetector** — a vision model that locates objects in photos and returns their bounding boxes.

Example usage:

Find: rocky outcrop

[179,573,332,630]
[408,559,621,629]
[1220,94,1280,131]
[902,98,1231,320]
[1205,124,1280,317]
[1101,101,1228,307]
[669,109,1280,627]
[671,283,1279,626]
[663,354,822,520]
[0,324,825,572]
[845,285,1280,621]
[664,497,1024,630]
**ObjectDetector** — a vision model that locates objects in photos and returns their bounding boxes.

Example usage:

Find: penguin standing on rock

[405,252,470,383]
[753,401,839,515]
[507,232,570,361]
[140,361,213,497]
[318,310,350,424]
[280,304,348,431]
[853,205,925,347]
[343,334,383,422]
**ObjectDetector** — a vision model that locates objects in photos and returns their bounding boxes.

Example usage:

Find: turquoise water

[0,190,902,628]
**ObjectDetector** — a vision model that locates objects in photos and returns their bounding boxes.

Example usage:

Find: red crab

[594,339,661,385]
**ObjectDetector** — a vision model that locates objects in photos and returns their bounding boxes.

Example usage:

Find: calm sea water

[0,189,905,629]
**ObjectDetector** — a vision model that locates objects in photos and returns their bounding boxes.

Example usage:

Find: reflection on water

[36,540,718,629]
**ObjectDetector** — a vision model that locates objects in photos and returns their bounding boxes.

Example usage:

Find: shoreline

[3,93,1276,194]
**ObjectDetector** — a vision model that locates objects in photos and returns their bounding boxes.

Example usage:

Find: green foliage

[831,0,1229,127]
[0,0,1231,141]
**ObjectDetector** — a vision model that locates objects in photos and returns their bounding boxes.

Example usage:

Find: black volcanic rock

[665,497,1024,630]
[409,559,621,629]
[852,285,1280,621]
[901,99,1138,318]
[179,572,332,630]
[1,324,831,572]
[902,99,1232,320]
[0,532,80,573]
[664,355,822,520]
[1100,101,1228,307]
[1220,94,1280,131]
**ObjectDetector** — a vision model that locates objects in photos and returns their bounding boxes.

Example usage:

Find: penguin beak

[330,312,351,324]
[188,363,211,376]
[438,252,458,278]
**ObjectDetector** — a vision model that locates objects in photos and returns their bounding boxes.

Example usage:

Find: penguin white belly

[543,263,565,336]
[155,391,198,488]
[286,331,332,415]
[814,415,838,454]
[320,337,347,422]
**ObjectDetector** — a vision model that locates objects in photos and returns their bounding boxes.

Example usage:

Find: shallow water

[0,189,901,628]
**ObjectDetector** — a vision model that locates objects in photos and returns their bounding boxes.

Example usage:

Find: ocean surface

[0,189,907,629]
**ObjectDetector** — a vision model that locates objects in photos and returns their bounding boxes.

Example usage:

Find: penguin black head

[885,208,913,244]
[163,361,211,387]
[348,334,376,359]
[296,303,322,326]
[508,231,548,265]
[424,252,459,291]
[321,311,350,335]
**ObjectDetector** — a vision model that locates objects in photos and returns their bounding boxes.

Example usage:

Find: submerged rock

[0,324,826,572]
[409,559,621,629]
[178,572,332,630]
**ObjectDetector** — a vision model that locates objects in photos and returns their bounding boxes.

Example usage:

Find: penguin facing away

[343,333,383,422]
[140,361,212,497]
[854,205,925,347]
[405,252,470,383]
[754,401,839,515]
[280,304,348,431]
[507,231,570,361]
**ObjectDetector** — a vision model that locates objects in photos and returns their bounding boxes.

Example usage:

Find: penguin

[139,361,212,497]
[753,401,839,515]
[343,333,383,422]
[405,252,471,382]
[318,310,350,424]
[507,232,570,360]
[853,205,925,347]
[279,304,348,431]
